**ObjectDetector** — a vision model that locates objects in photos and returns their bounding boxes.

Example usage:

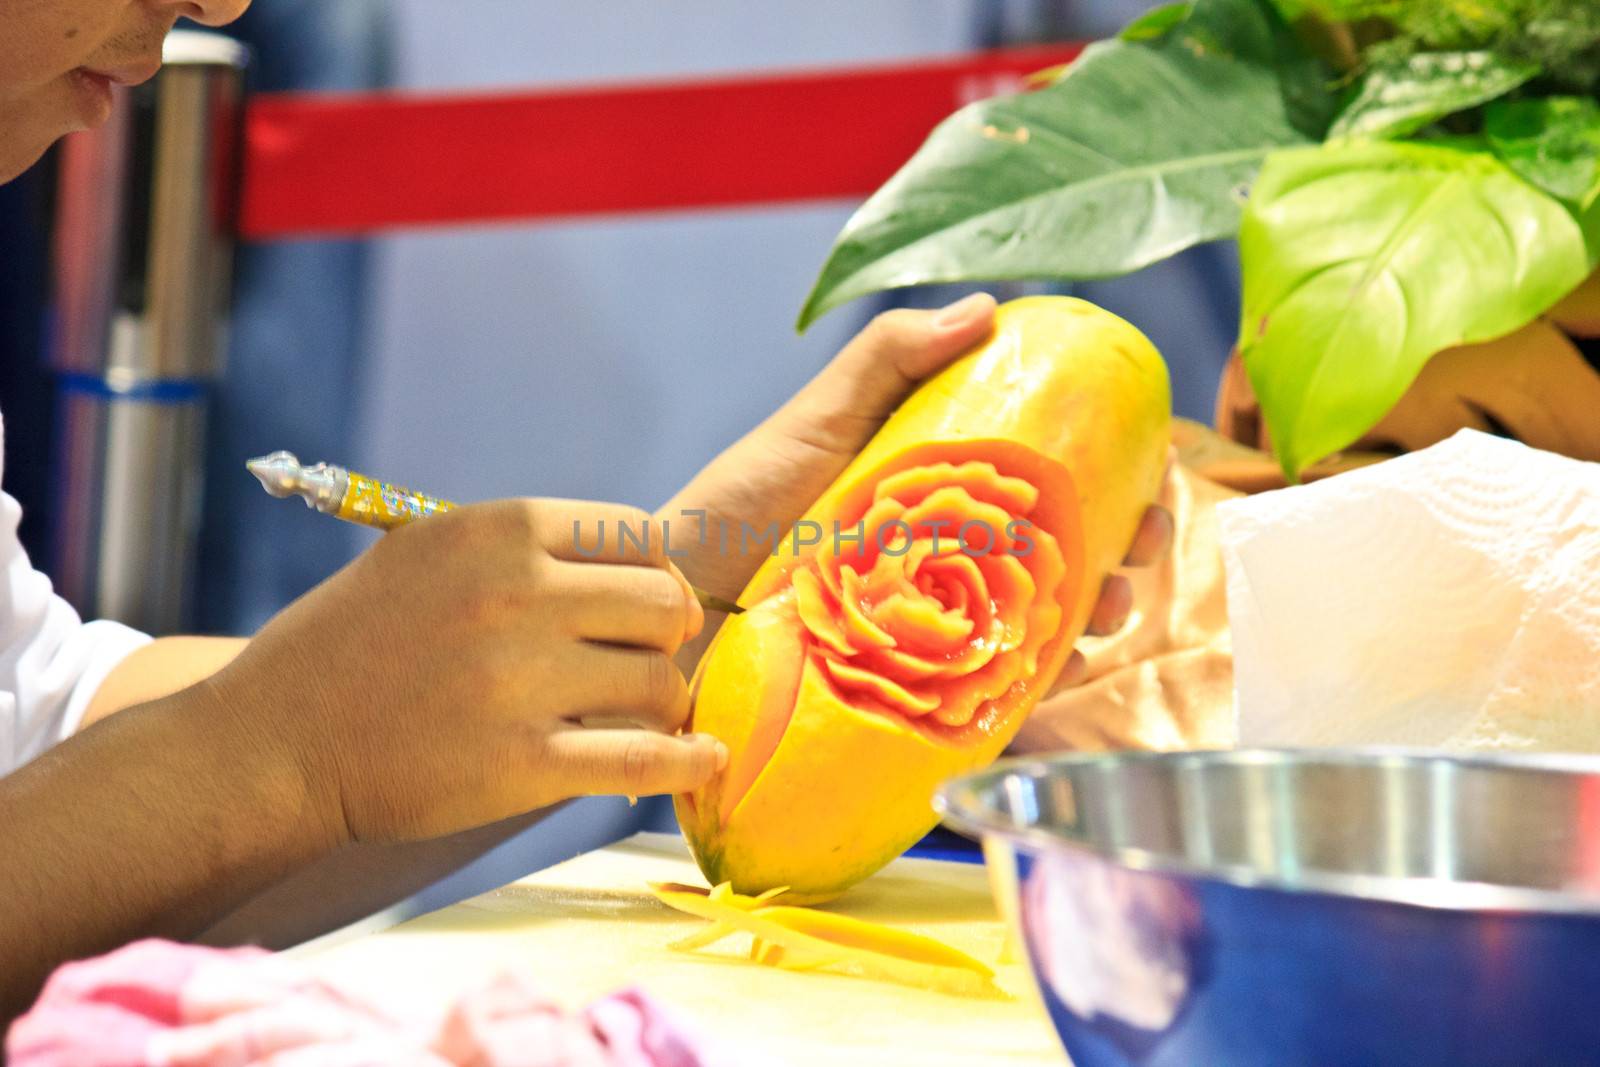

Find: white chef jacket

[0,412,150,776]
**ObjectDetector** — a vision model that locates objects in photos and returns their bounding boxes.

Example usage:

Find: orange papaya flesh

[677,296,1172,902]
[680,448,1081,900]
[784,446,1076,743]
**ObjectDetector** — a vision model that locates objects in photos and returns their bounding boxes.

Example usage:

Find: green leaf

[1581,195,1600,265]
[797,0,1330,330]
[1025,63,1074,87]
[1239,141,1592,480]
[1485,97,1600,209]
[1285,0,1401,18]
[1328,50,1540,141]
[1121,2,1194,40]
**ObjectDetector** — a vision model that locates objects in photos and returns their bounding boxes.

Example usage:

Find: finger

[846,293,997,383]
[775,293,998,456]
[667,560,706,644]
[544,729,729,798]
[1038,650,1089,699]
[1123,505,1175,567]
[1086,574,1133,637]
[552,561,697,653]
[560,645,692,732]
[1056,649,1088,691]
[538,500,673,568]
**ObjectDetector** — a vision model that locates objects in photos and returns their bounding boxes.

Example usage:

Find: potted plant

[797,0,1600,482]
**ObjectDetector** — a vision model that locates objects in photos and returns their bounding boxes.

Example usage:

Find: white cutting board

[297,832,1065,1066]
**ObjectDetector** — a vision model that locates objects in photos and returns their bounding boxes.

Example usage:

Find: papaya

[676,296,1172,901]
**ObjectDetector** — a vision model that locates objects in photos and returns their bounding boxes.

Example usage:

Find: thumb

[775,292,997,456]
[545,730,728,799]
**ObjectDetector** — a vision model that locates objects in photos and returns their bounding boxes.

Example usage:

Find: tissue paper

[1219,430,1600,751]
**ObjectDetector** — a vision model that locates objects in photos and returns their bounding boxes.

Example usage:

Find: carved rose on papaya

[794,461,1067,730]
[677,298,1172,901]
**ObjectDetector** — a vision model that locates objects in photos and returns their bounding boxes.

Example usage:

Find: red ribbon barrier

[239,44,1083,240]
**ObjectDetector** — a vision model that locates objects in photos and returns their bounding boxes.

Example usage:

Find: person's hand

[1052,479,1175,689]
[662,291,1174,669]
[659,294,1006,600]
[206,500,727,848]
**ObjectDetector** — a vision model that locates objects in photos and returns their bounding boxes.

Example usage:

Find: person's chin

[0,86,98,186]
[0,136,52,185]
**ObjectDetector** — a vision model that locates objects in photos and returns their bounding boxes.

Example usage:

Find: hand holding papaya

[203,499,726,848]
[679,296,1175,898]
[661,292,1173,673]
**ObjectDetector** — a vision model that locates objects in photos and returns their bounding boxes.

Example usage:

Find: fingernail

[1145,506,1176,559]
[1154,505,1176,543]
[934,292,994,330]
[712,739,729,772]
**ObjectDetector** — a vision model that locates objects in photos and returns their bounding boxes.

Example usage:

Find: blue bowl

[936,749,1600,1067]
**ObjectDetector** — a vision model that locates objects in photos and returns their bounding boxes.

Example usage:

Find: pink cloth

[7,941,720,1067]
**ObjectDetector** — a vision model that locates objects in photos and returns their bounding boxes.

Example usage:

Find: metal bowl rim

[935,746,1600,918]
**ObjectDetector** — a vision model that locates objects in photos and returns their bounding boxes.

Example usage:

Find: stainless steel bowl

[936,749,1600,1067]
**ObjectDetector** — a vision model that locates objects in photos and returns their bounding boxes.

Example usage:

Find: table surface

[297,832,1066,1066]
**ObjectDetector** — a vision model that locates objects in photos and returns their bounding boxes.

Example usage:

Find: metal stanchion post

[48,31,249,635]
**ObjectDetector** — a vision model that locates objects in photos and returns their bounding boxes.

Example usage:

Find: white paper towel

[1219,429,1600,751]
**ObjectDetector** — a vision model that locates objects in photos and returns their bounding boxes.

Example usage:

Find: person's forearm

[82,636,249,730]
[0,681,337,1021]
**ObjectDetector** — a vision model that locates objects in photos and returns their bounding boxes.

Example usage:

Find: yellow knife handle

[336,470,456,530]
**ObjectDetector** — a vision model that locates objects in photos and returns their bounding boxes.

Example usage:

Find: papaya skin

[677,296,1172,901]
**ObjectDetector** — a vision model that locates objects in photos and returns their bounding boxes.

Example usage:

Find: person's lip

[69,69,117,125]
[69,60,161,127]
[81,60,162,88]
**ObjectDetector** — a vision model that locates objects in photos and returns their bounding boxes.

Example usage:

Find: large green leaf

[1276,0,1400,18]
[1328,50,1540,140]
[1120,2,1194,40]
[796,0,1330,330]
[1582,196,1600,264]
[1239,140,1592,479]
[1485,97,1600,209]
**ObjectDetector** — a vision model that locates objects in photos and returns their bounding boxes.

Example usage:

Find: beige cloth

[1014,291,1600,756]
[1014,421,1241,754]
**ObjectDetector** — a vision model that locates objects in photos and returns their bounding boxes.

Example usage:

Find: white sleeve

[0,435,151,776]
